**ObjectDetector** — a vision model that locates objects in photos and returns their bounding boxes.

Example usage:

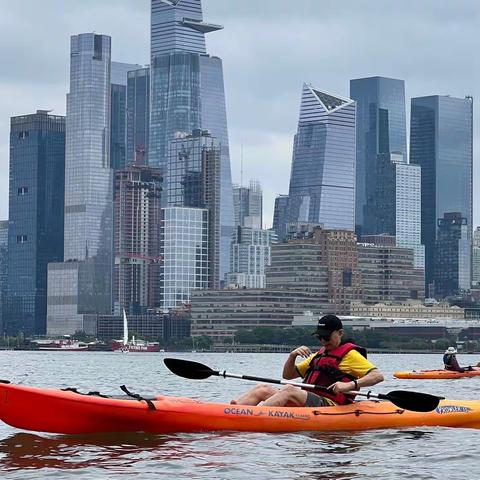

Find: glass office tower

[351,76,424,269]
[47,33,113,335]
[126,67,150,166]
[435,212,470,297]
[287,83,356,231]
[149,0,234,280]
[350,76,407,237]
[272,195,289,242]
[8,111,65,335]
[167,130,221,289]
[160,207,209,309]
[394,159,425,269]
[410,95,473,296]
[110,62,142,170]
[233,180,263,229]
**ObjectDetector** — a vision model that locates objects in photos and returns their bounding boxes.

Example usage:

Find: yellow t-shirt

[296,349,376,379]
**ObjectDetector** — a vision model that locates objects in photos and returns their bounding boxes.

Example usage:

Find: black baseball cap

[312,314,343,337]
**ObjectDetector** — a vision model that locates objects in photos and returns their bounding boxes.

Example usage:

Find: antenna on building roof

[240,141,244,188]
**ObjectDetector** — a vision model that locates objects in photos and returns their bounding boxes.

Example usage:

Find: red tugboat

[111,310,160,353]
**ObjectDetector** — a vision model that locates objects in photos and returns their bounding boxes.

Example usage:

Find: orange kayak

[0,382,480,433]
[394,368,480,380]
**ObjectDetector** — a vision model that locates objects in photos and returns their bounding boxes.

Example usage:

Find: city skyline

[286,84,356,231]
[0,0,478,228]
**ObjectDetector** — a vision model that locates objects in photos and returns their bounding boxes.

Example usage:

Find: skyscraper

[149,0,234,279]
[351,76,424,269]
[350,76,407,237]
[272,194,289,242]
[110,62,143,170]
[114,166,163,315]
[228,227,276,288]
[167,129,221,290]
[369,152,424,268]
[0,221,8,334]
[126,67,150,166]
[287,83,356,231]
[410,95,473,296]
[160,207,209,309]
[7,111,65,335]
[435,212,470,297]
[394,158,424,268]
[233,180,263,229]
[47,33,113,335]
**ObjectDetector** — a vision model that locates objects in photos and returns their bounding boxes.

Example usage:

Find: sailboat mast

[122,309,129,346]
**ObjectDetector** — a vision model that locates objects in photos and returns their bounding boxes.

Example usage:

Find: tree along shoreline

[209,344,480,354]
[1,325,477,353]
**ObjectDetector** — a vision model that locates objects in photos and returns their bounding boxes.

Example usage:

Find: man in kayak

[443,347,472,372]
[231,314,384,407]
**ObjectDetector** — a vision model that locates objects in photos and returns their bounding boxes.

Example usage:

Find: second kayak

[394,368,480,380]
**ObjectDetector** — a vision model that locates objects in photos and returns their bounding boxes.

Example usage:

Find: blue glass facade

[151,0,208,57]
[287,84,356,231]
[8,111,65,335]
[63,34,113,263]
[47,34,113,335]
[350,77,407,237]
[110,83,127,170]
[149,0,234,281]
[150,52,201,166]
[435,212,470,297]
[111,62,143,170]
[410,95,473,295]
[126,67,150,166]
[272,194,289,242]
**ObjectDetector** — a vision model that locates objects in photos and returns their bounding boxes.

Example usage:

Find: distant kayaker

[443,347,471,372]
[230,314,384,407]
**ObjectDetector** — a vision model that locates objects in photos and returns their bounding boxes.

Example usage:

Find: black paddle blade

[382,390,443,412]
[164,358,217,380]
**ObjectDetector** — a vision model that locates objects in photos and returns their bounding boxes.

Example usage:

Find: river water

[0,351,479,479]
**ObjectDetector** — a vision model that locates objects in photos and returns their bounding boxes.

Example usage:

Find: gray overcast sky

[0,0,478,227]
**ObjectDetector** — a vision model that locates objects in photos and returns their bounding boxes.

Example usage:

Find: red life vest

[302,342,367,405]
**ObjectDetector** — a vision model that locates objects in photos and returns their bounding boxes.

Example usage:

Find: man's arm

[355,369,384,389]
[283,346,312,379]
[330,368,384,394]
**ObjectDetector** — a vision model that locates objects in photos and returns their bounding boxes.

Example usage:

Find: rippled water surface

[1,351,480,479]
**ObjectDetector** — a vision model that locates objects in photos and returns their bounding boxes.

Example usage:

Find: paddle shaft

[216,370,371,400]
[163,358,442,411]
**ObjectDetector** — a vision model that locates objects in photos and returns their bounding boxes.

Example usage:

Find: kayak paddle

[164,358,443,413]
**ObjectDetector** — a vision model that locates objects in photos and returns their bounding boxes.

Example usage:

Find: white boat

[34,336,88,352]
[111,310,160,353]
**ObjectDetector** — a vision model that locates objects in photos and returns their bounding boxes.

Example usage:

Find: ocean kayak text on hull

[0,382,480,434]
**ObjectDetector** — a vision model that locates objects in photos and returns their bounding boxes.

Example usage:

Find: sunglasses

[314,332,332,341]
